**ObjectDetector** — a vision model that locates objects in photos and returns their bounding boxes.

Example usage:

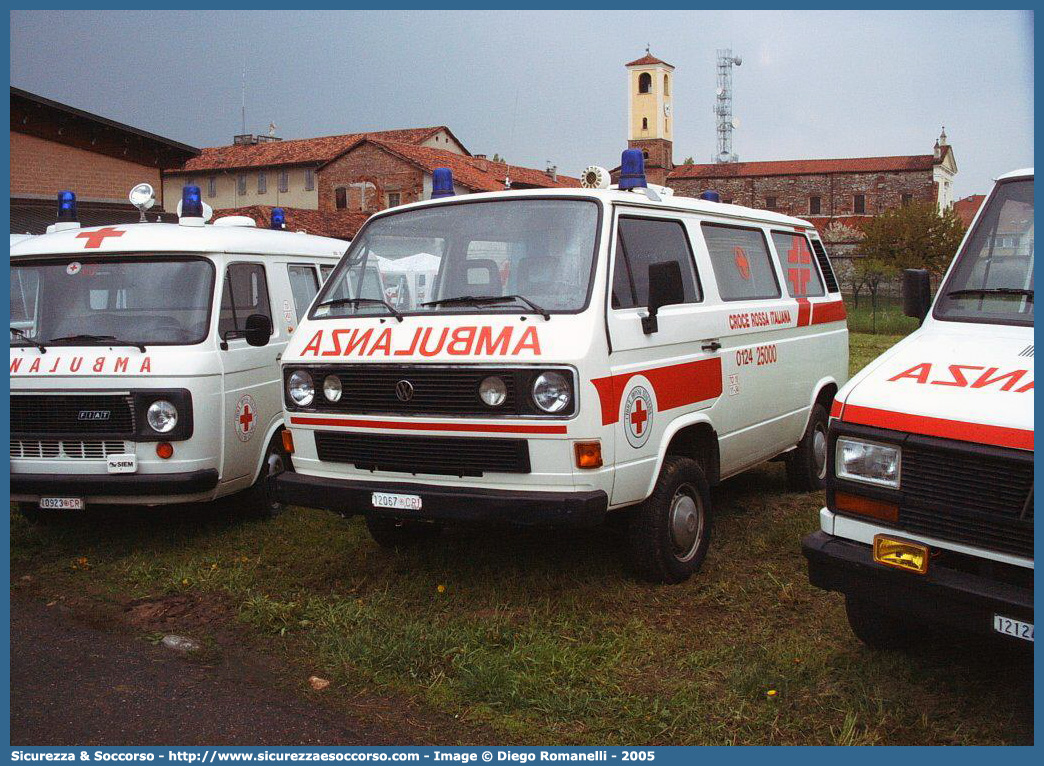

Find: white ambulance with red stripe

[10,186,342,520]
[804,168,1034,646]
[276,151,849,583]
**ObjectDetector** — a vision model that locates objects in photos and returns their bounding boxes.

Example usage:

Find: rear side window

[612,217,701,309]
[287,265,320,319]
[219,262,273,337]
[770,232,825,298]
[808,238,840,293]
[701,223,781,301]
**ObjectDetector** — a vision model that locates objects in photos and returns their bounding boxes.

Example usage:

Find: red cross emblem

[786,238,813,296]
[630,398,648,435]
[76,227,125,249]
[239,404,254,432]
[733,246,751,280]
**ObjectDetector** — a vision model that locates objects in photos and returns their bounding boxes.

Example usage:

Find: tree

[681,156,695,165]
[491,153,505,164]
[854,202,966,331]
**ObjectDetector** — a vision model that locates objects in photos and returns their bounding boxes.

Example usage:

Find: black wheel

[236,435,287,520]
[786,402,830,492]
[626,456,713,584]
[844,596,918,650]
[16,502,58,526]
[364,515,440,548]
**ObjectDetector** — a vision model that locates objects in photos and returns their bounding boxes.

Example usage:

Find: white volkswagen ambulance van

[804,168,1033,647]
[10,186,343,522]
[275,151,849,583]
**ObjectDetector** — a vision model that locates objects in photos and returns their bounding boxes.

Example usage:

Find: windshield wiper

[422,294,551,320]
[48,334,147,352]
[10,326,46,353]
[947,288,1034,301]
[315,297,403,322]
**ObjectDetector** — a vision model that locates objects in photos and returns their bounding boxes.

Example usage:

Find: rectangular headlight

[835,438,901,488]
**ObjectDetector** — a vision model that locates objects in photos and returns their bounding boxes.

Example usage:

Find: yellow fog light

[873,535,929,575]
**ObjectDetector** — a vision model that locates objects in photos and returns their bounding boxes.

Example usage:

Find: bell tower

[627,48,674,185]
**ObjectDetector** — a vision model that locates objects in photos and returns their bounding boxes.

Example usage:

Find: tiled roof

[626,53,673,68]
[370,140,580,192]
[953,194,985,228]
[177,127,461,172]
[215,205,368,241]
[669,155,938,180]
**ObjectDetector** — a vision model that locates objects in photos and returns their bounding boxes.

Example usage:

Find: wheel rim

[669,483,704,562]
[813,426,828,480]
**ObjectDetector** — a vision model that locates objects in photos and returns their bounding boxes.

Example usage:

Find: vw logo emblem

[395,380,415,402]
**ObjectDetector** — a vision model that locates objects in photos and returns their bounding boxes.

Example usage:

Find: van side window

[701,223,781,301]
[770,232,826,298]
[219,263,273,338]
[320,265,334,283]
[287,265,320,319]
[612,217,701,309]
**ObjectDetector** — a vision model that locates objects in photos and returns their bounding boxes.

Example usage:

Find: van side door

[217,260,281,488]
[605,210,722,507]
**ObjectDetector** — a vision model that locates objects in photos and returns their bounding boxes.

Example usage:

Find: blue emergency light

[181,185,204,218]
[618,149,647,190]
[56,190,78,222]
[700,190,721,202]
[431,167,455,199]
[271,207,286,229]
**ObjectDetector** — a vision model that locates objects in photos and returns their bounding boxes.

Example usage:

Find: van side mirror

[243,313,273,347]
[643,261,685,334]
[902,269,931,323]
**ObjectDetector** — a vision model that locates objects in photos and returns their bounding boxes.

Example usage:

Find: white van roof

[9,221,347,260]
[365,187,819,231]
[996,167,1033,181]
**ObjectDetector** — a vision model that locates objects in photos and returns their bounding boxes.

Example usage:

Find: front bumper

[275,472,609,526]
[803,531,1033,640]
[10,469,220,498]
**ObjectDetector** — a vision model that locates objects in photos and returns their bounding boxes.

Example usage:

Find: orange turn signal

[574,441,602,469]
[834,491,898,523]
[156,442,174,459]
[281,429,295,455]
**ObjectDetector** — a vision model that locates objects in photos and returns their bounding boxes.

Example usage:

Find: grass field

[10,332,1033,745]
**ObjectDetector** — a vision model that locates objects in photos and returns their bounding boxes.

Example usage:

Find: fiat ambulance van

[275,151,849,583]
[10,186,343,521]
[803,168,1033,647]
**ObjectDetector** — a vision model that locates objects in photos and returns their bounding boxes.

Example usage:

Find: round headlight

[323,375,343,402]
[532,371,572,414]
[146,400,178,433]
[479,375,508,407]
[288,370,315,407]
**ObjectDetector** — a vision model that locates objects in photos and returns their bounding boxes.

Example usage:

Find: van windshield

[10,256,215,347]
[312,198,600,318]
[935,178,1034,326]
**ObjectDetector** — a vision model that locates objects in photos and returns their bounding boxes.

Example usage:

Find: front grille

[11,394,135,436]
[11,439,132,460]
[314,431,530,477]
[897,441,1033,558]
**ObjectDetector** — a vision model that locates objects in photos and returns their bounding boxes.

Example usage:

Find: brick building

[10,87,198,233]
[165,128,578,240]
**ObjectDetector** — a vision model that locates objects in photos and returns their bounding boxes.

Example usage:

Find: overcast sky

[10,10,1033,198]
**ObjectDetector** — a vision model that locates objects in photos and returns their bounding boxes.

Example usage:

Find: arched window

[638,72,652,94]
[641,117,648,131]
[335,187,347,209]
[663,74,670,96]
[642,150,649,160]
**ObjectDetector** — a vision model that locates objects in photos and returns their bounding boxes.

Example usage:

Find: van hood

[836,323,1033,451]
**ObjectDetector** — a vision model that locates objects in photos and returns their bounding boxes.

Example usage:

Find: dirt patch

[124,592,234,633]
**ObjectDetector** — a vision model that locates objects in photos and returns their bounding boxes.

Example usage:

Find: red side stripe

[842,404,1033,451]
[796,298,812,327]
[590,357,723,426]
[811,299,847,325]
[289,416,567,435]
[829,399,843,419]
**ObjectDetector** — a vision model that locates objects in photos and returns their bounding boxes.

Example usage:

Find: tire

[844,596,918,650]
[626,456,713,584]
[365,515,441,548]
[786,402,830,492]
[236,435,287,520]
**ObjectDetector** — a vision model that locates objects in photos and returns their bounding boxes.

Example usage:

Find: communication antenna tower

[714,49,742,163]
